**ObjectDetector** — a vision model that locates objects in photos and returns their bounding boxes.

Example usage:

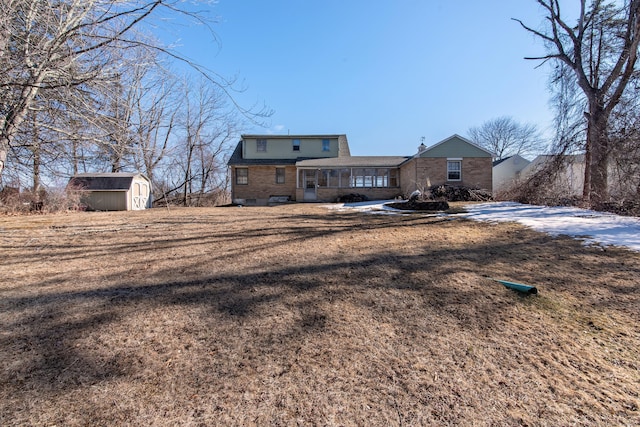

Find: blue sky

[163,1,559,156]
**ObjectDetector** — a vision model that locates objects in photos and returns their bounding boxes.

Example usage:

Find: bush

[0,185,84,215]
[336,193,369,203]
[410,185,492,202]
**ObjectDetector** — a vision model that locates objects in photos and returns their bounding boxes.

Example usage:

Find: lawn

[1,204,639,426]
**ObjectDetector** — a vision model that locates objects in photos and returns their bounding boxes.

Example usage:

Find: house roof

[296,156,409,168]
[492,156,513,167]
[493,154,532,168]
[68,173,148,191]
[242,134,344,139]
[419,134,494,158]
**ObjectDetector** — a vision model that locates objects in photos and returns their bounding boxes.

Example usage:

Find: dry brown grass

[1,203,639,426]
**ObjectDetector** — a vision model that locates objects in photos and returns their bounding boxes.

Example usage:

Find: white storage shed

[68,173,152,211]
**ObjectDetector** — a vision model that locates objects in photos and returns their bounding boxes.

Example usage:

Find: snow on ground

[325,200,400,214]
[465,202,640,252]
[326,200,640,252]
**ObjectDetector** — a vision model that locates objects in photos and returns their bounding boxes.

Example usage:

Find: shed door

[132,181,150,210]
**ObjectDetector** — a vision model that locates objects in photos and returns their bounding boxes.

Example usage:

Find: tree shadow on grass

[1,209,639,424]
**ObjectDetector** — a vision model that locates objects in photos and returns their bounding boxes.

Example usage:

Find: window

[375,169,389,187]
[297,168,398,188]
[351,168,376,187]
[236,168,248,185]
[322,139,330,152]
[447,160,462,181]
[327,169,339,187]
[339,169,351,188]
[318,170,328,187]
[275,168,285,184]
[257,139,267,152]
[389,169,398,187]
[292,139,300,151]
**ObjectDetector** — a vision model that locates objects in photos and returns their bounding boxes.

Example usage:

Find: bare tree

[146,77,239,207]
[0,0,236,183]
[607,76,640,202]
[7,84,75,197]
[545,62,588,158]
[515,0,640,206]
[129,66,180,188]
[467,116,545,160]
[1,0,167,178]
[1,0,271,204]
[95,73,136,172]
[174,78,237,207]
[53,42,179,183]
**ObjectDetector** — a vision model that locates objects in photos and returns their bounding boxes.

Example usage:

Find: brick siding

[400,157,492,194]
[232,166,297,204]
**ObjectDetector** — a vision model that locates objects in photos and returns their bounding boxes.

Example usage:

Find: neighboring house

[492,155,531,193]
[68,172,152,211]
[227,133,493,205]
[520,153,639,199]
[519,154,585,197]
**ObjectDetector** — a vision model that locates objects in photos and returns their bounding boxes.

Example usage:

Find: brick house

[227,134,492,205]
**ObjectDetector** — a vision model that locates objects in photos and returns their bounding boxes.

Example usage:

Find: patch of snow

[325,200,398,212]
[465,202,640,252]
[325,200,640,252]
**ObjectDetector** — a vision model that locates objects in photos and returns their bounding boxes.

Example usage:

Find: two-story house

[227,134,493,205]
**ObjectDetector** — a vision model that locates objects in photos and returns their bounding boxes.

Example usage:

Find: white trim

[447,157,463,161]
[447,159,462,181]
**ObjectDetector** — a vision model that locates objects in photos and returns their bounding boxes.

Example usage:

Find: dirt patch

[1,204,639,425]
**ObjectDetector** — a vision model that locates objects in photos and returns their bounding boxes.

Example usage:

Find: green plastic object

[493,279,538,295]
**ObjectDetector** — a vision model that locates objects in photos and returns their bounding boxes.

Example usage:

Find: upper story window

[257,139,267,152]
[292,139,300,151]
[322,139,330,152]
[447,160,462,181]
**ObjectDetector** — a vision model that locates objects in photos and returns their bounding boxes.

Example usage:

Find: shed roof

[68,173,148,191]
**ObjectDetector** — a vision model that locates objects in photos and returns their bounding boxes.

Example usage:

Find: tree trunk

[585,107,610,207]
[72,138,79,175]
[31,112,41,201]
[0,148,6,178]
[183,141,194,207]
[33,145,41,201]
[583,133,592,203]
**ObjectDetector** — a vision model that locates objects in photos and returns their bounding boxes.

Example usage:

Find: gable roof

[418,134,494,158]
[68,173,148,191]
